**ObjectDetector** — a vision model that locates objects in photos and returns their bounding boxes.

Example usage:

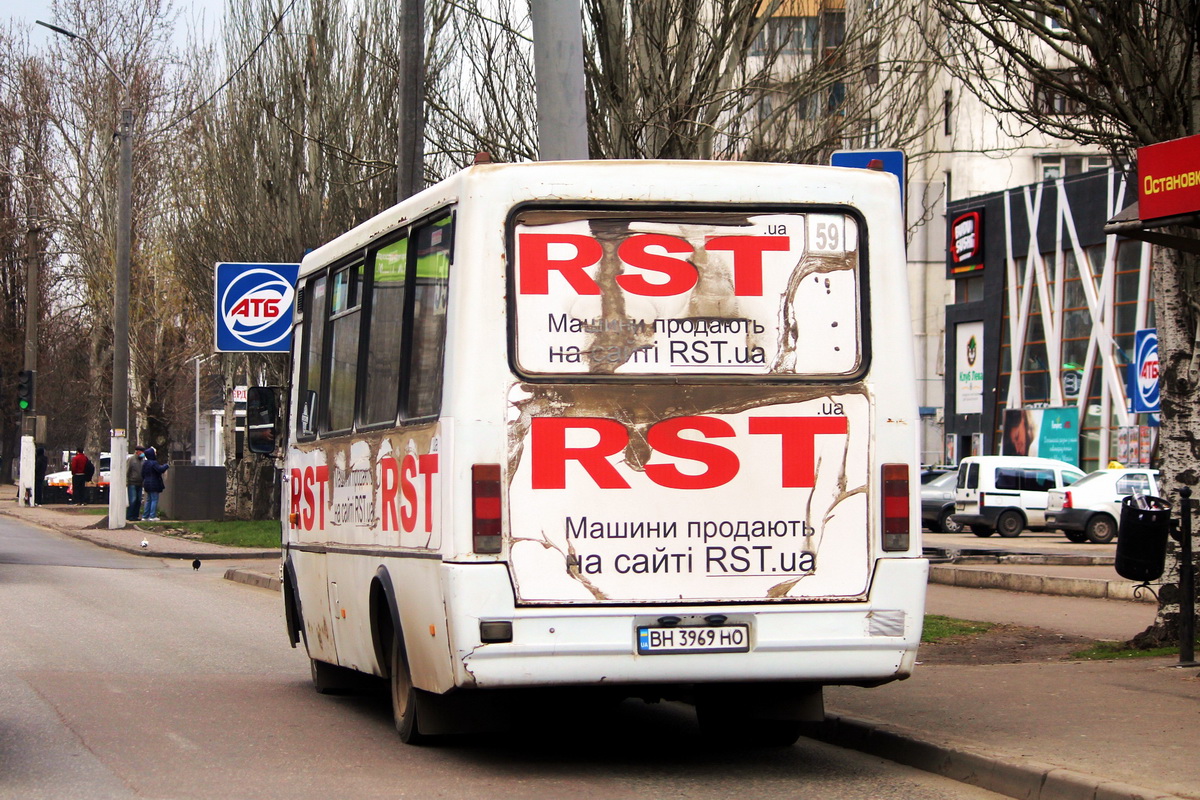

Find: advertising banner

[947,209,985,276]
[1001,407,1079,465]
[215,262,300,353]
[1129,328,1160,413]
[955,321,984,415]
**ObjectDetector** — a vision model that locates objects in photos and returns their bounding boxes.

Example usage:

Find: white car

[1045,468,1159,543]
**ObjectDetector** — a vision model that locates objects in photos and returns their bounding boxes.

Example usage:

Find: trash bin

[1116,495,1171,582]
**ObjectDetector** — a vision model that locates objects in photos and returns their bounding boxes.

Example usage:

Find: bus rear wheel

[390,634,428,744]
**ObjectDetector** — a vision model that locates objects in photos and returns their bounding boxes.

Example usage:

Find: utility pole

[18,228,40,505]
[37,20,132,528]
[530,0,589,161]
[397,0,425,202]
[109,105,132,529]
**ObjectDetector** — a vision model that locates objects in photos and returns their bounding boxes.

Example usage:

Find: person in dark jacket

[141,446,169,521]
[126,445,145,521]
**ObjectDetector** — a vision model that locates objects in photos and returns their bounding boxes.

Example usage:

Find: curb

[223,568,281,592]
[812,713,1186,800]
[66,531,280,561]
[929,564,1155,603]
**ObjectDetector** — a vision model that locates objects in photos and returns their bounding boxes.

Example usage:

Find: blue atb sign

[830,149,906,214]
[215,262,300,352]
[1129,328,1160,413]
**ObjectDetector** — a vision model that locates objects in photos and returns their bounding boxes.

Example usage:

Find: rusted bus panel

[286,422,441,549]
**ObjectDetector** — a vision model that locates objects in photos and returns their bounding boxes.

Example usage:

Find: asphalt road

[0,515,1010,800]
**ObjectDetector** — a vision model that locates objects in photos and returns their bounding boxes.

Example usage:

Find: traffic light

[17,370,34,413]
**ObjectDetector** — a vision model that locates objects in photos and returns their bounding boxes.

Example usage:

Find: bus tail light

[472,464,503,554]
[881,463,910,551]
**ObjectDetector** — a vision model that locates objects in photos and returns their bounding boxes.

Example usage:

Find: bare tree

[31,0,200,471]
[428,1,938,169]
[933,0,1200,646]
[168,0,452,517]
[0,26,57,480]
[425,0,537,171]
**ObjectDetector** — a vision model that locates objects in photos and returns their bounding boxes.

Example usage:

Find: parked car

[1045,468,1159,543]
[921,470,964,532]
[951,455,1086,538]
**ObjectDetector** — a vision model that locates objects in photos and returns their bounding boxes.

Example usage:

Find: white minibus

[250,159,927,746]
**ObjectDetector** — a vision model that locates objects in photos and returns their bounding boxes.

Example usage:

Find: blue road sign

[1128,328,1160,413]
[830,149,906,214]
[215,262,300,353]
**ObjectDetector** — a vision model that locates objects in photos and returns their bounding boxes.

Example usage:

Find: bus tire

[390,634,428,745]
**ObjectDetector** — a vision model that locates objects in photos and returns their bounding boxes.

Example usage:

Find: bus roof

[298,159,902,280]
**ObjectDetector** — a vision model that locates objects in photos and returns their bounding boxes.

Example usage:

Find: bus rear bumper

[443,557,928,690]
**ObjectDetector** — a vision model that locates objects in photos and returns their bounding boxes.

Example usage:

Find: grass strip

[922,614,994,643]
[142,519,282,548]
[1070,640,1200,660]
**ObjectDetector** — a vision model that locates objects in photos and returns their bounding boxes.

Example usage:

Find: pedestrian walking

[34,446,47,506]
[69,448,91,505]
[140,446,168,521]
[126,445,146,521]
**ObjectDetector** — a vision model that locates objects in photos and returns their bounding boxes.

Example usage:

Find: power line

[150,0,301,135]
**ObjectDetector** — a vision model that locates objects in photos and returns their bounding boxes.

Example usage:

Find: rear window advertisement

[512,211,862,378]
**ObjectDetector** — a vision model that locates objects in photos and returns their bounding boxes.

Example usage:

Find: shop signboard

[947,209,985,276]
[1138,133,1200,222]
[215,262,300,353]
[955,321,984,415]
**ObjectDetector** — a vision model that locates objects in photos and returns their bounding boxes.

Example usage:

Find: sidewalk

[4,500,1196,800]
[0,500,278,567]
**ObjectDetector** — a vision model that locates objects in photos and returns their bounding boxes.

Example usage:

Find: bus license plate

[637,625,750,655]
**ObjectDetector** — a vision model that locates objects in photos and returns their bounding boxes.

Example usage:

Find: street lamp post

[37,20,132,529]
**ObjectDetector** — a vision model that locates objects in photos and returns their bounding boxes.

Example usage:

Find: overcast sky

[7,0,226,47]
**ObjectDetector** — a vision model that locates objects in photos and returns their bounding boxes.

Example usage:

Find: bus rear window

[510,209,863,379]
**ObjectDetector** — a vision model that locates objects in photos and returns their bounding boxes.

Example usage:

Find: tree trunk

[1133,241,1200,647]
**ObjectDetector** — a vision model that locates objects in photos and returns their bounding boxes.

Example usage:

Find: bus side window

[362,235,409,425]
[327,262,365,432]
[404,216,452,420]
[298,275,327,438]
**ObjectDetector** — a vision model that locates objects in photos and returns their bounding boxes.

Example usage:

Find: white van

[952,456,1085,538]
